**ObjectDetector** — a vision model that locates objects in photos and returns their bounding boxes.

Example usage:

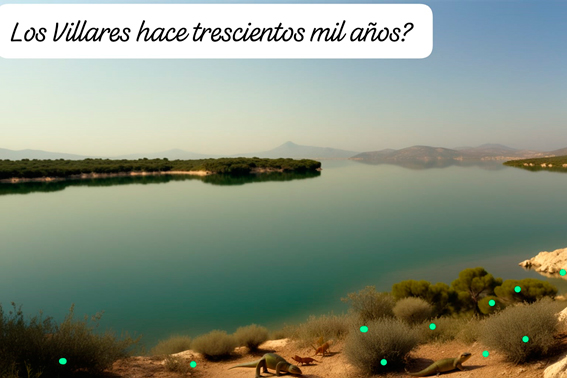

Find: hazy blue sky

[1,0,566,156]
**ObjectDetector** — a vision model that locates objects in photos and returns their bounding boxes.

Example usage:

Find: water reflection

[0,171,321,196]
[351,159,508,170]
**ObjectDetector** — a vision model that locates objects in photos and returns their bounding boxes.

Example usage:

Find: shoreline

[0,167,319,184]
[0,171,212,184]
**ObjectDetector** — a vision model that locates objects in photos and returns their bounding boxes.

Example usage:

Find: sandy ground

[107,338,560,378]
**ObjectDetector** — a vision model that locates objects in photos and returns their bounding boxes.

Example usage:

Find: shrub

[456,317,482,345]
[341,286,395,322]
[416,317,469,344]
[344,318,419,374]
[192,330,237,360]
[393,297,434,325]
[480,299,558,363]
[0,303,138,378]
[293,313,352,347]
[392,280,457,316]
[478,295,505,315]
[150,335,192,356]
[233,324,269,351]
[163,355,190,374]
[270,324,296,340]
[494,278,557,304]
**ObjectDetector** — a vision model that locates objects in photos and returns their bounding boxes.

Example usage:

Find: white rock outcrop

[519,247,567,276]
[544,308,567,378]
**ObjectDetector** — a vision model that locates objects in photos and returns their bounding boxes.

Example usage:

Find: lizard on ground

[406,352,472,376]
[229,353,302,377]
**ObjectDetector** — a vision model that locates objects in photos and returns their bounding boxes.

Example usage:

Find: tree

[494,278,557,305]
[451,267,502,314]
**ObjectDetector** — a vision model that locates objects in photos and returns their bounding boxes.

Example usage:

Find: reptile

[229,353,302,377]
[406,352,472,376]
[292,355,320,365]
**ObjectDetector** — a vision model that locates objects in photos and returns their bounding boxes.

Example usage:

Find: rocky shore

[519,247,567,277]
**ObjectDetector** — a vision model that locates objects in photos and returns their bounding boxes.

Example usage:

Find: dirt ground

[108,338,559,378]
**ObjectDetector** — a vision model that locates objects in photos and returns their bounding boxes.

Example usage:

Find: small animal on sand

[229,353,302,377]
[312,340,332,357]
[292,355,320,365]
[405,352,472,376]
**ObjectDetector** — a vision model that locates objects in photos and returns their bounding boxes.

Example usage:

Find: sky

[0,0,566,156]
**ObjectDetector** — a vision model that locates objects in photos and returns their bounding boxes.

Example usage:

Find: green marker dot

[522,336,529,343]
[59,358,67,365]
[380,359,387,366]
[482,351,489,358]
[560,269,566,277]
[190,361,197,368]
[360,326,368,333]
[514,286,521,293]
[489,299,496,307]
[429,323,436,330]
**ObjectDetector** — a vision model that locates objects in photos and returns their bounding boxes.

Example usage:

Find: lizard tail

[228,361,259,370]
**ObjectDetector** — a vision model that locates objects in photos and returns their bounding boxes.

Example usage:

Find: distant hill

[114,149,218,160]
[236,141,358,159]
[0,148,91,160]
[352,144,561,165]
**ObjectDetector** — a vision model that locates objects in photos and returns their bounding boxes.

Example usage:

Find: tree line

[0,157,322,180]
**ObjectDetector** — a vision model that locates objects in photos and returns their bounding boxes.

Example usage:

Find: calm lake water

[1,161,566,349]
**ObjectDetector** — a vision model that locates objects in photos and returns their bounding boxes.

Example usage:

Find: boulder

[519,247,567,276]
[545,354,567,378]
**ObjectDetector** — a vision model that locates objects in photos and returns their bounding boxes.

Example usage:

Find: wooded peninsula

[0,157,322,181]
[504,155,567,171]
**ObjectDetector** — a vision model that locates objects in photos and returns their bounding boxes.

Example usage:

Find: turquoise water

[1,161,566,349]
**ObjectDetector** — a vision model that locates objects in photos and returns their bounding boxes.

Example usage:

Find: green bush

[150,335,192,356]
[342,286,395,322]
[233,324,269,351]
[293,313,351,347]
[392,280,457,316]
[393,297,434,325]
[494,278,557,304]
[344,318,419,374]
[0,303,138,378]
[478,295,505,315]
[191,330,237,360]
[480,299,558,363]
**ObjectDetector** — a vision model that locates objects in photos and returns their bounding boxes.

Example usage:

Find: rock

[519,247,567,277]
[559,307,567,322]
[542,163,548,167]
[545,354,567,378]
[563,164,567,168]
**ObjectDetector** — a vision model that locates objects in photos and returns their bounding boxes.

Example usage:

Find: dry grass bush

[344,318,419,374]
[342,286,395,323]
[480,299,559,364]
[416,317,469,344]
[150,335,192,356]
[270,324,297,340]
[233,324,269,351]
[393,297,434,325]
[0,303,138,378]
[191,330,237,360]
[292,313,352,347]
[455,317,482,345]
[163,355,190,374]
